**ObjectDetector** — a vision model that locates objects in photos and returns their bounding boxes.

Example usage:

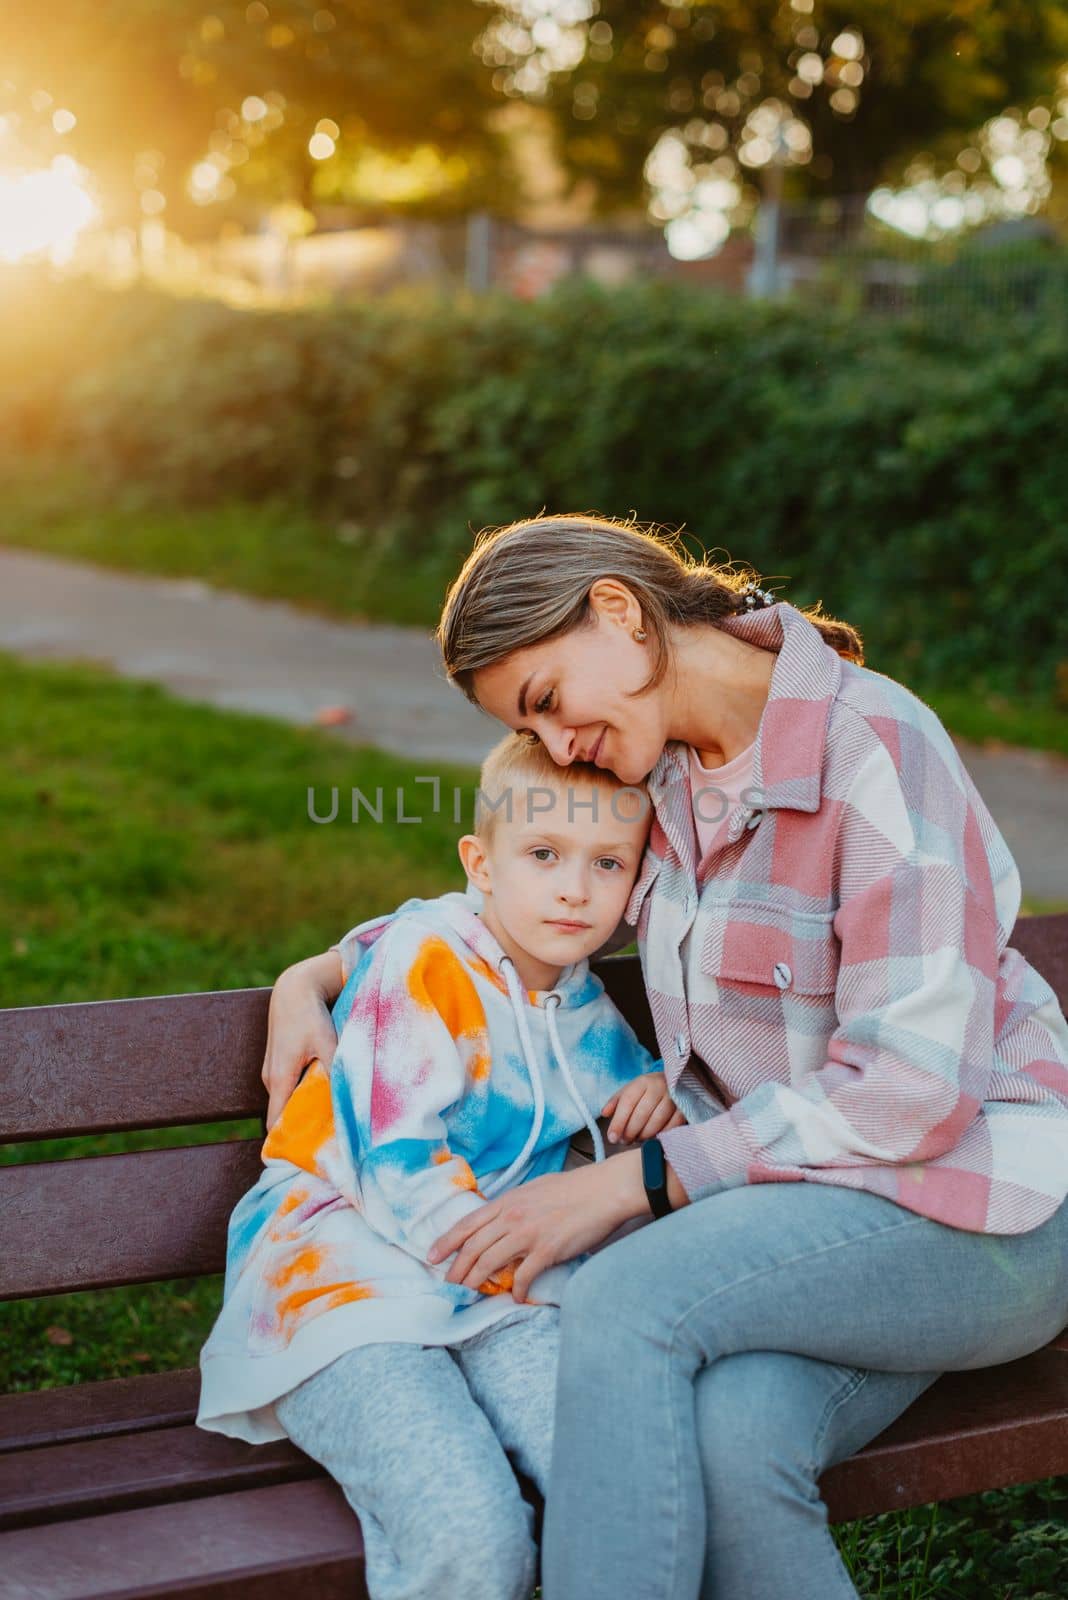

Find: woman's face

[472,586,672,787]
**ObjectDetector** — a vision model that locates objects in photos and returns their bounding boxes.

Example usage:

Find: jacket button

[773,962,793,990]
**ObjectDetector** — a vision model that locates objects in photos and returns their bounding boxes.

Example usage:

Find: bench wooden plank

[5,1348,1067,1532]
[820,1346,1068,1522]
[2,1341,1065,1535]
[0,1423,318,1531]
[0,1370,198,1455]
[595,951,655,1042]
[1007,913,1068,1008]
[0,1142,263,1298]
[0,1479,366,1600]
[1,913,1060,1148]
[1,911,1058,1152]
[0,989,270,1139]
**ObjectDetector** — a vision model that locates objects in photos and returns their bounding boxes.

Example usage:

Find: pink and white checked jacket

[628,600,1068,1234]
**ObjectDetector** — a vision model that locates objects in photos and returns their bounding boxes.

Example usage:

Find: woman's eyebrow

[517,675,534,717]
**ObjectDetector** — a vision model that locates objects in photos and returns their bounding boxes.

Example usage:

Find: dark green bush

[2,269,1065,697]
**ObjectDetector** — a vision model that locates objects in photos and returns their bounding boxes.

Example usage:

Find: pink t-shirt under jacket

[689,739,757,870]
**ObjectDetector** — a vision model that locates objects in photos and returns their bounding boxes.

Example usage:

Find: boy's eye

[596,857,623,871]
[531,847,556,862]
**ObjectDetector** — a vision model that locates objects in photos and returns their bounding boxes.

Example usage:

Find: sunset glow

[0,158,97,263]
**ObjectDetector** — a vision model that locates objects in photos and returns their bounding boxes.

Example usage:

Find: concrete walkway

[0,547,492,767]
[2,546,1066,902]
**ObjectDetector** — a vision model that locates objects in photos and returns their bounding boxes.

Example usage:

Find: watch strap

[641,1136,673,1219]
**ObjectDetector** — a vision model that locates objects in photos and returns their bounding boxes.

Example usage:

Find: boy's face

[459,777,651,989]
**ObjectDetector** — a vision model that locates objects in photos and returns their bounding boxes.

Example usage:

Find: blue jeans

[541,1183,1068,1600]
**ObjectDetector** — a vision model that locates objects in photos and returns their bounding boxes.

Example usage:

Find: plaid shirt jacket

[629,601,1068,1234]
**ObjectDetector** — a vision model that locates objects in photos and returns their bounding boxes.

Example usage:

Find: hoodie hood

[342,884,603,1012]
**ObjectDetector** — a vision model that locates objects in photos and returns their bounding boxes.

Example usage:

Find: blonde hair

[475,731,648,847]
[437,512,863,699]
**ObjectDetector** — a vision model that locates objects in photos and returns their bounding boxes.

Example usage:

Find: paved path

[0,547,491,766]
[2,547,1066,902]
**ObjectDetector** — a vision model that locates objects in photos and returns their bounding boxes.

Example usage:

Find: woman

[263,514,1068,1599]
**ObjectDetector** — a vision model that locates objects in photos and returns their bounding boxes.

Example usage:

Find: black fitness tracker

[641,1136,674,1219]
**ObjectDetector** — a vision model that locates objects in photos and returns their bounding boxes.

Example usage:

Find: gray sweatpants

[273,1305,560,1600]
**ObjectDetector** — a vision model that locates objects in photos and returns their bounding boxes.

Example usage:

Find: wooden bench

[2,914,1067,1599]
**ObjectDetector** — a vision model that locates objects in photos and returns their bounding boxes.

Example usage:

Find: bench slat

[0,1478,366,1600]
[820,1346,1068,1523]
[1007,913,1068,1012]
[594,952,656,1043]
[0,989,270,1139]
[2,916,1062,1146]
[0,1142,263,1299]
[0,1423,318,1531]
[1,1342,1065,1534]
[0,1369,199,1455]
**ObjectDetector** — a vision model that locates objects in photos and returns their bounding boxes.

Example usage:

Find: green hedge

[3,270,1066,697]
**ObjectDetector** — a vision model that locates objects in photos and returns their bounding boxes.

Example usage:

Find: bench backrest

[2,914,1067,1302]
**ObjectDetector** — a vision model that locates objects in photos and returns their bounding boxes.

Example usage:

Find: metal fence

[256,204,1068,326]
[762,199,1068,326]
[75,198,1068,327]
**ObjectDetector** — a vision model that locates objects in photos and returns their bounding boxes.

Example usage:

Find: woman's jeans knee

[542,1185,1068,1600]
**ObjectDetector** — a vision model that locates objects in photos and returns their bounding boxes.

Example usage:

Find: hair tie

[738,582,776,612]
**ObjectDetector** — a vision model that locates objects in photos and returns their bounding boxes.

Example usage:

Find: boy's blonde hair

[475,732,649,847]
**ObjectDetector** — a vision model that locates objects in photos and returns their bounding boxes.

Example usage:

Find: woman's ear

[457,833,493,894]
[588,576,641,631]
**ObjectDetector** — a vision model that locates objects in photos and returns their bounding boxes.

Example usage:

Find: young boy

[196,732,683,1600]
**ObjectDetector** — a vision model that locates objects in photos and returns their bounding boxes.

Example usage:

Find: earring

[633,627,647,642]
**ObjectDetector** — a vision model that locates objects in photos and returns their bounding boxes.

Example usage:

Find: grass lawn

[0,647,479,1378]
[1,652,1066,1597]
[4,472,1067,759]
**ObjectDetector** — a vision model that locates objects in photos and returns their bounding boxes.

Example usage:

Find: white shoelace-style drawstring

[545,992,605,1164]
[482,957,549,1197]
[482,958,605,1197]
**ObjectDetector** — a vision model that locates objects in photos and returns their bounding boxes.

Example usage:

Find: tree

[0,0,521,236]
[0,2,213,230]
[185,0,520,220]
[480,0,1068,218]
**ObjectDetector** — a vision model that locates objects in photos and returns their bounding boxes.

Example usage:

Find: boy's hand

[600,1072,686,1146]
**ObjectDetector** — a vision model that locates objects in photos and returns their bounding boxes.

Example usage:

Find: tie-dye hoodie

[197,887,661,1444]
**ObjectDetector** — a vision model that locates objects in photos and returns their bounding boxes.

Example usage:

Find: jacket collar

[646,600,842,822]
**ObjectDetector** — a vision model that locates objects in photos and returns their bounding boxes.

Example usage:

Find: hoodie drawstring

[482,958,549,1198]
[545,993,606,1164]
[482,958,605,1197]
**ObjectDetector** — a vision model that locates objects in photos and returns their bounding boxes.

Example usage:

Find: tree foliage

[3,273,1066,697]
[1,1,1065,234]
[484,0,1068,210]
[0,1,512,231]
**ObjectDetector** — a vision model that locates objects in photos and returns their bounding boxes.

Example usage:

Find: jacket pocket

[702,902,839,996]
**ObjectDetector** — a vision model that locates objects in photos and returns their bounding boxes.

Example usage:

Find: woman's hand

[426,1153,648,1304]
[262,951,344,1131]
[601,1072,687,1145]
